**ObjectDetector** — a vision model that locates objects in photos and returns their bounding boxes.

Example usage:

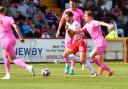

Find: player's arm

[12,23,24,42]
[76,27,87,34]
[99,21,113,31]
[56,17,65,38]
[80,9,85,27]
[81,19,85,27]
[72,22,85,34]
[72,29,84,34]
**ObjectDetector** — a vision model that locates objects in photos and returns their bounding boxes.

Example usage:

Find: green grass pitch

[0,62,128,89]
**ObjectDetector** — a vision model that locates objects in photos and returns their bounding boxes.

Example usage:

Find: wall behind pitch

[0,38,127,63]
[15,39,65,62]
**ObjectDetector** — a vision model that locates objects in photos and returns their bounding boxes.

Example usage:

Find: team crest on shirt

[79,47,84,51]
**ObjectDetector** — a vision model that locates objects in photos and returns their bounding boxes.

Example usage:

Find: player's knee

[89,53,94,59]
[2,50,7,58]
[63,49,71,58]
[80,59,85,63]
[10,55,16,61]
[3,53,7,58]
[63,52,68,58]
[89,56,93,59]
[68,54,74,60]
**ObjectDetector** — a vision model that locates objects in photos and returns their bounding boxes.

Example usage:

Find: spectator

[65,1,84,10]
[27,1,37,18]
[33,9,48,28]
[2,1,10,15]
[27,17,33,25]
[27,24,42,37]
[117,10,125,37]
[17,1,29,18]
[122,1,128,16]
[100,10,109,22]
[84,0,92,10]
[109,18,118,38]
[21,17,32,37]
[36,2,47,14]
[112,4,121,19]
[8,3,19,18]
[117,10,126,26]
[45,9,60,30]
[93,10,100,20]
[41,31,50,38]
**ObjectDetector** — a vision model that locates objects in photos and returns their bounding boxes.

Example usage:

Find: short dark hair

[0,6,5,13]
[84,11,93,17]
[65,11,73,17]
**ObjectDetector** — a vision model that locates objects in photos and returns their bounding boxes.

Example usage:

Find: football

[41,68,50,77]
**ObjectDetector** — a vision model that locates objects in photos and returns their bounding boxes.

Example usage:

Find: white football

[41,68,50,77]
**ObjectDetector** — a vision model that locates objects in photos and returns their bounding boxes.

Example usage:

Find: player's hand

[108,24,114,30]
[75,29,84,34]
[56,31,60,38]
[20,37,25,43]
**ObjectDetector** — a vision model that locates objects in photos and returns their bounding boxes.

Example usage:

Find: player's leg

[64,48,70,74]
[79,40,96,75]
[64,35,73,74]
[3,37,35,79]
[10,55,35,77]
[0,37,12,79]
[95,55,104,76]
[79,52,97,76]
[90,51,105,75]
[96,47,113,76]
[70,59,75,75]
[90,47,113,76]
[96,55,113,76]
[1,50,10,79]
[68,53,96,76]
[63,48,74,74]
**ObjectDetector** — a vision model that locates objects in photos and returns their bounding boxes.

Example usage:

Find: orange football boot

[97,67,104,76]
[106,71,113,76]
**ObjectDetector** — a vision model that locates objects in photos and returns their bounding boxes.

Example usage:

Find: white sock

[84,60,95,73]
[26,65,32,72]
[71,66,74,70]
[66,64,69,67]
[68,54,79,60]
[1,73,10,79]
[5,73,10,77]
[68,54,96,73]
[26,65,30,70]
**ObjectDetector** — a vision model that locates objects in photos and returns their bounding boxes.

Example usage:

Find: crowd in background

[54,0,128,38]
[0,0,60,38]
[0,0,128,38]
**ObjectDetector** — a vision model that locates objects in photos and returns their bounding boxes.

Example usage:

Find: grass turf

[0,62,128,89]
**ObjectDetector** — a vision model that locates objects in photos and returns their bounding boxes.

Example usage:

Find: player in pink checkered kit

[0,6,35,80]
[80,11,113,76]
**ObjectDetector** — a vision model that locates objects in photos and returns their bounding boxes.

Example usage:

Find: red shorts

[68,39,87,53]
